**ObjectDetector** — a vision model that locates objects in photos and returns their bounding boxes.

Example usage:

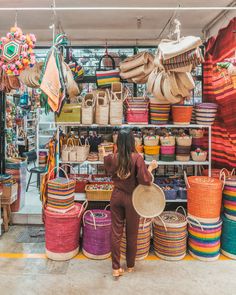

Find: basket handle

[47,166,70,184]
[184,171,190,189]
[67,137,75,148]
[154,215,167,232]
[176,206,187,217]
[186,216,204,231]
[140,218,152,230]
[220,171,226,191]
[78,200,88,218]
[60,164,77,181]
[83,210,97,230]
[104,204,110,210]
[231,168,235,176]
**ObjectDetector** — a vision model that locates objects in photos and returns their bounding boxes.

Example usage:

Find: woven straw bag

[82,93,95,125]
[160,136,175,146]
[109,92,123,126]
[76,139,90,162]
[61,144,71,162]
[144,135,159,146]
[191,151,207,162]
[176,136,192,146]
[68,139,77,162]
[95,91,109,125]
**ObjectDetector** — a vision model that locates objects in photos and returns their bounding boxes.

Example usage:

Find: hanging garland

[0,26,36,76]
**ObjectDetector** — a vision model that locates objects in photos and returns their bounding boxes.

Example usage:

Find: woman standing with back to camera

[103,129,158,278]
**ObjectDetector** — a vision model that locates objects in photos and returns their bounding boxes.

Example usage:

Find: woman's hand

[148,160,158,173]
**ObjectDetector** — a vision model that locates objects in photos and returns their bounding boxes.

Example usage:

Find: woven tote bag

[75,138,90,162]
[95,91,109,125]
[109,91,123,125]
[46,167,76,213]
[82,93,95,125]
[96,54,120,88]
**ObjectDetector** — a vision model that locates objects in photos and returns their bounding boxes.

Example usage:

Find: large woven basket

[109,95,123,126]
[223,175,236,221]
[186,174,223,223]
[121,218,152,260]
[176,136,192,146]
[95,91,109,125]
[188,217,222,262]
[153,210,187,261]
[82,209,111,259]
[45,202,87,261]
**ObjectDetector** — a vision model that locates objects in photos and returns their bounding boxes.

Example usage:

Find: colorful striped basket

[45,202,87,261]
[185,174,223,223]
[153,210,187,261]
[82,209,111,259]
[121,218,152,260]
[149,103,170,125]
[47,167,76,214]
[223,175,236,221]
[221,214,236,259]
[188,217,222,261]
[195,103,218,126]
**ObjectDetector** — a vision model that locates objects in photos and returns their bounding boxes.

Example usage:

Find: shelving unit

[55,122,212,203]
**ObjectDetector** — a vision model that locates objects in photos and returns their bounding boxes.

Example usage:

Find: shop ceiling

[0,0,235,45]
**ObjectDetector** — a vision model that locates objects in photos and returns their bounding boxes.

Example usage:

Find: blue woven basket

[221,214,236,259]
[160,185,177,200]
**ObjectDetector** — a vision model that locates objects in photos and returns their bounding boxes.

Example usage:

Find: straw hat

[132,183,166,218]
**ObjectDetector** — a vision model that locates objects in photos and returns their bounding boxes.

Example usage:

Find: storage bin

[55,104,81,123]
[82,209,111,259]
[85,184,114,201]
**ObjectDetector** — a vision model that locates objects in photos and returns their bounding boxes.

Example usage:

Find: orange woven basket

[172,105,193,125]
[186,175,223,223]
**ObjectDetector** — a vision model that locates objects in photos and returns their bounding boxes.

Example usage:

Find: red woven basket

[45,202,87,261]
[172,105,193,125]
[186,175,223,223]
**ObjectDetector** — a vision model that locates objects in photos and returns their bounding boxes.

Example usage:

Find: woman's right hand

[148,160,158,172]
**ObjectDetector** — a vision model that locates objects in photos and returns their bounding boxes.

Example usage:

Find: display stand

[55,123,212,203]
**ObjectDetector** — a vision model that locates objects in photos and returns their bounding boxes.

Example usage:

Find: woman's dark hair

[116,129,136,179]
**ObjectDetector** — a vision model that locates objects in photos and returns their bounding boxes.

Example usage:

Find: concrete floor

[0,226,236,295]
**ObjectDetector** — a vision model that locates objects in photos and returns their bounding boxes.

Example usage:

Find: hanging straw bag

[96,55,120,88]
[82,93,95,125]
[95,91,109,125]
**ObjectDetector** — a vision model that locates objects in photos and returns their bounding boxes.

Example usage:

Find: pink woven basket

[161,146,175,155]
[45,201,87,261]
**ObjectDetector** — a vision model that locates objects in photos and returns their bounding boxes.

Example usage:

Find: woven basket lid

[188,176,222,188]
[132,183,166,218]
[84,209,111,226]
[45,203,83,218]
[154,211,187,227]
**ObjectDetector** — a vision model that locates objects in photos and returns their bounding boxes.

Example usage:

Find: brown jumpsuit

[104,153,152,270]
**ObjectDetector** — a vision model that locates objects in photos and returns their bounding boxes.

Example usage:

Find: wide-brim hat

[132,183,166,218]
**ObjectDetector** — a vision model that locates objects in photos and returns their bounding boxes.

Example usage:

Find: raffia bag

[82,94,95,125]
[61,138,75,162]
[109,92,123,125]
[75,139,90,162]
[95,91,109,125]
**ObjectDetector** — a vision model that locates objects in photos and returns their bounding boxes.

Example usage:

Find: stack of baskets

[176,135,192,162]
[149,102,170,125]
[186,174,224,261]
[121,218,152,260]
[191,105,196,124]
[143,135,160,161]
[171,105,193,125]
[125,96,149,124]
[82,209,112,259]
[195,103,218,125]
[153,210,187,260]
[160,135,175,161]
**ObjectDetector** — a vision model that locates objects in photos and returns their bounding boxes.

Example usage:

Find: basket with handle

[82,93,95,125]
[109,91,123,126]
[191,150,207,162]
[187,216,222,261]
[82,208,112,259]
[75,138,90,162]
[45,200,88,261]
[46,166,76,213]
[95,90,109,125]
[153,210,187,261]
[121,218,152,261]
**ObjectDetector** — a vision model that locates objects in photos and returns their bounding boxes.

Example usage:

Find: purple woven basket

[82,209,111,259]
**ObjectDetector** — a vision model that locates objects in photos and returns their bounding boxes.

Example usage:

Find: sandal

[127,267,135,273]
[112,268,125,278]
